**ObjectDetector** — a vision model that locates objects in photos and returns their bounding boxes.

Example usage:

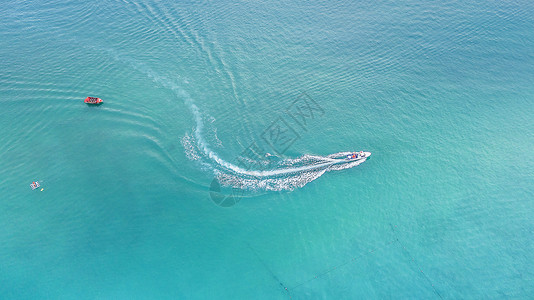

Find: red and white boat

[84,97,103,105]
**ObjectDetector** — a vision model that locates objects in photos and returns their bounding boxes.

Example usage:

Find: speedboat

[346,151,371,160]
[84,97,103,105]
[30,181,40,190]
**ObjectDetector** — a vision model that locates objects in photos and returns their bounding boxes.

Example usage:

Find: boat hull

[345,151,372,161]
[84,97,103,105]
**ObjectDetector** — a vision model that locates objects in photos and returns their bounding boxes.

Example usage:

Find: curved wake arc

[104,51,370,191]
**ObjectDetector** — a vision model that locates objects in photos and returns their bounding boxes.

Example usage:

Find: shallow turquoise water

[1,0,534,298]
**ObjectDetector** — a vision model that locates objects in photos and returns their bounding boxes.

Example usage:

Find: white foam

[108,54,368,191]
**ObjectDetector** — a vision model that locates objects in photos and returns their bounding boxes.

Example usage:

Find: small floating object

[84,96,103,105]
[30,181,40,190]
[41,188,44,191]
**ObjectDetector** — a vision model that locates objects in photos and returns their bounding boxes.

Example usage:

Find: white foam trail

[107,53,368,190]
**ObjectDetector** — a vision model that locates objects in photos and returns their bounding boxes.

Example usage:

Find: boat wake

[105,51,370,191]
[183,128,370,191]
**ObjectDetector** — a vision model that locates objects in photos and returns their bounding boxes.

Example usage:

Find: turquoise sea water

[1,0,534,298]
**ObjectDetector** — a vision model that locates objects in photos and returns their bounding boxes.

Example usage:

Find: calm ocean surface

[1,0,533,298]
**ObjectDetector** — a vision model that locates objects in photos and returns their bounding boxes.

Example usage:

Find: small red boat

[84,97,103,105]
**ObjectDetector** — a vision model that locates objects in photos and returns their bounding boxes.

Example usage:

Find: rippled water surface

[1,0,533,298]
